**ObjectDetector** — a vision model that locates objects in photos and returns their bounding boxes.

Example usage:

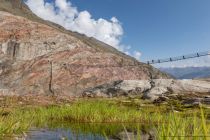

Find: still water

[22,123,154,140]
[26,128,105,140]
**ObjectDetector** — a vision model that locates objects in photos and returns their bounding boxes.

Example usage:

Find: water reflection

[26,128,105,140]
[24,123,155,140]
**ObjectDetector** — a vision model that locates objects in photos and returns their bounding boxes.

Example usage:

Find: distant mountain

[159,67,210,79]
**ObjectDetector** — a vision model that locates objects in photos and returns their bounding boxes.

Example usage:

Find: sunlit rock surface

[83,79,210,102]
[0,1,170,97]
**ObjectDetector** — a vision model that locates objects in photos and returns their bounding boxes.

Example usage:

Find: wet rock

[115,131,138,140]
[112,129,156,140]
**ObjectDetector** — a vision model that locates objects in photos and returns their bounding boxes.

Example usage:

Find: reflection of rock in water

[10,123,157,140]
[23,128,105,140]
[111,128,156,140]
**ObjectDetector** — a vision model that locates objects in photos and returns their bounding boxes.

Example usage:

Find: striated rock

[0,1,170,97]
[83,79,210,102]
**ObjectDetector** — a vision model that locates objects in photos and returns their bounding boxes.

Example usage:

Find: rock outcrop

[0,0,170,96]
[83,79,210,103]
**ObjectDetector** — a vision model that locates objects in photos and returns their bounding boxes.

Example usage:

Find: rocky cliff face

[0,0,170,96]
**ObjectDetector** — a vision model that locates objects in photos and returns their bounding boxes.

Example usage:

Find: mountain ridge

[0,0,137,61]
[0,0,170,96]
[160,67,210,79]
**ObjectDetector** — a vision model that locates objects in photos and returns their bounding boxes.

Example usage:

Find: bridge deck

[146,51,210,64]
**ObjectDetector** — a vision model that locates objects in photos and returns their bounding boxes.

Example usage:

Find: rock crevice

[0,4,170,96]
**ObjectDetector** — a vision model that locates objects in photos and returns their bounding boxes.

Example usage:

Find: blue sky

[69,0,210,60]
[26,0,210,67]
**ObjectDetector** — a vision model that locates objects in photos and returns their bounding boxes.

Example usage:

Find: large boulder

[83,79,210,102]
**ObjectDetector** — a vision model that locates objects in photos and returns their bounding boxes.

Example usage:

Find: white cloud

[133,51,142,60]
[25,0,141,60]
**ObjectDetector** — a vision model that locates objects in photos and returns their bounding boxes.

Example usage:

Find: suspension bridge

[50,51,210,68]
[145,51,210,65]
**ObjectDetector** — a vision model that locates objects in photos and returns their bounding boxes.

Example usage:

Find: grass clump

[0,98,209,139]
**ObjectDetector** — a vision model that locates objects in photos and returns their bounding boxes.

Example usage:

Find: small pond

[25,128,105,140]
[19,123,155,140]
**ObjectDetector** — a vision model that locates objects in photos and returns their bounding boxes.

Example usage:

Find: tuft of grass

[0,98,209,139]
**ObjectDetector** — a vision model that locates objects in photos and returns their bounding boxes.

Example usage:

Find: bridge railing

[146,51,210,64]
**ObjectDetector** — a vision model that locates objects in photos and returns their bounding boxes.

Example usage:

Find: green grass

[0,98,209,139]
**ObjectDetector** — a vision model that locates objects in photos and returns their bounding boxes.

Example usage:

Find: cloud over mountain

[26,0,141,60]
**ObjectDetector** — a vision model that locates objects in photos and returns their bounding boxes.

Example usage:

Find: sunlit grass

[0,98,209,139]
